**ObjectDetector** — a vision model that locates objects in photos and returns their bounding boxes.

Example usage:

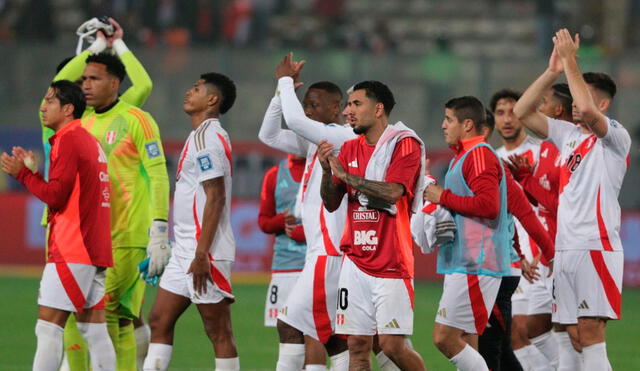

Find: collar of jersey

[449,135,485,155]
[49,119,81,144]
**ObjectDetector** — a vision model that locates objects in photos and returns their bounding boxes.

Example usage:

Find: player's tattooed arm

[339,169,405,206]
[317,140,346,212]
[188,177,225,295]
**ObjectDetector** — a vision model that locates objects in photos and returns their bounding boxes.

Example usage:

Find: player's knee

[276,320,303,344]
[432,327,450,353]
[347,335,371,356]
[378,335,405,359]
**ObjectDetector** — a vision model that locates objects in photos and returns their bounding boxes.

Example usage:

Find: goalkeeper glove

[146,220,171,278]
[138,258,159,286]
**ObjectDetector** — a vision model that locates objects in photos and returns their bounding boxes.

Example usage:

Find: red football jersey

[334,136,421,279]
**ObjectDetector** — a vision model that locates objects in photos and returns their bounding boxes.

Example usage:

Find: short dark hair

[50,80,86,119]
[483,108,495,134]
[489,89,521,113]
[308,81,343,100]
[200,72,237,114]
[551,83,573,116]
[583,72,616,99]
[86,52,126,81]
[352,80,396,116]
[56,57,74,74]
[445,96,486,129]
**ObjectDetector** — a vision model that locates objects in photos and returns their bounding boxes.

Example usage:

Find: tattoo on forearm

[343,173,398,204]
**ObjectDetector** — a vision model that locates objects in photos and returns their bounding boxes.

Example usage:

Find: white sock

[556,332,582,371]
[76,322,116,371]
[582,343,608,371]
[531,331,559,369]
[33,319,64,371]
[514,347,532,370]
[276,343,305,371]
[305,365,326,371]
[515,344,553,371]
[376,351,400,371]
[329,350,349,371]
[449,344,489,371]
[215,357,240,371]
[143,343,173,371]
[135,324,151,370]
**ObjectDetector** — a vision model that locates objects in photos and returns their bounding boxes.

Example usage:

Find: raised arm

[258,95,308,157]
[554,29,608,138]
[513,46,563,139]
[278,77,353,148]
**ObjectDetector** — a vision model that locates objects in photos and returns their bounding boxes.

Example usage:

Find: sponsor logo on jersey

[97,143,108,163]
[145,141,161,159]
[354,230,378,251]
[353,206,380,222]
[336,314,345,325]
[197,155,213,171]
[105,130,117,144]
[539,173,550,191]
[99,171,110,182]
[348,159,358,168]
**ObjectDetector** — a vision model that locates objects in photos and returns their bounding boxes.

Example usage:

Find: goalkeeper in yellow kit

[41,18,169,371]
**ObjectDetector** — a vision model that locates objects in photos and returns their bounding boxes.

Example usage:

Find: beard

[353,125,369,135]
[500,126,521,141]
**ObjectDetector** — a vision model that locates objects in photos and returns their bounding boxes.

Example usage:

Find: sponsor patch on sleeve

[145,141,161,159]
[197,155,213,171]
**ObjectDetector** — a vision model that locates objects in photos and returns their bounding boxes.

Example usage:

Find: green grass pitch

[1,276,639,370]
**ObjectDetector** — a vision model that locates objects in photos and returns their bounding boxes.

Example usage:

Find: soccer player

[81,53,170,370]
[258,54,355,370]
[424,96,511,371]
[1,80,115,371]
[319,81,426,370]
[491,89,558,370]
[514,29,630,371]
[143,73,239,371]
[479,109,556,371]
[259,154,307,330]
[42,18,155,370]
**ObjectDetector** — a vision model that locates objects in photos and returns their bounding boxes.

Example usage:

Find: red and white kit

[496,136,554,316]
[162,118,235,304]
[546,116,630,323]
[259,76,356,343]
[333,132,422,336]
[16,120,113,312]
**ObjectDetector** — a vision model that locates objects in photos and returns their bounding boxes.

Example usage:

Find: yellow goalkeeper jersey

[82,100,169,248]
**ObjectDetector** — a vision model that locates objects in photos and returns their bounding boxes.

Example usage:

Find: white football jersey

[546,116,630,251]
[173,118,235,260]
[496,135,543,261]
[296,132,350,258]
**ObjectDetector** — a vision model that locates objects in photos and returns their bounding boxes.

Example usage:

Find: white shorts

[38,263,106,313]
[264,271,301,327]
[435,273,501,335]
[511,265,553,316]
[335,257,414,336]
[278,254,342,343]
[159,254,234,304]
[552,250,623,324]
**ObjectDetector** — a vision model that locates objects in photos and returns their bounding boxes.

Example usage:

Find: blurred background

[0,0,639,283]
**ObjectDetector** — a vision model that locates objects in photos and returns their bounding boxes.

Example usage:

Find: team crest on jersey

[197,155,213,171]
[145,141,161,159]
[105,130,117,144]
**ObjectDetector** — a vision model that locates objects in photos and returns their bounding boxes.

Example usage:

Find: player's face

[81,63,118,109]
[183,79,213,115]
[40,88,67,130]
[442,108,464,145]
[494,98,522,141]
[302,89,339,124]
[538,89,559,118]
[342,89,378,135]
